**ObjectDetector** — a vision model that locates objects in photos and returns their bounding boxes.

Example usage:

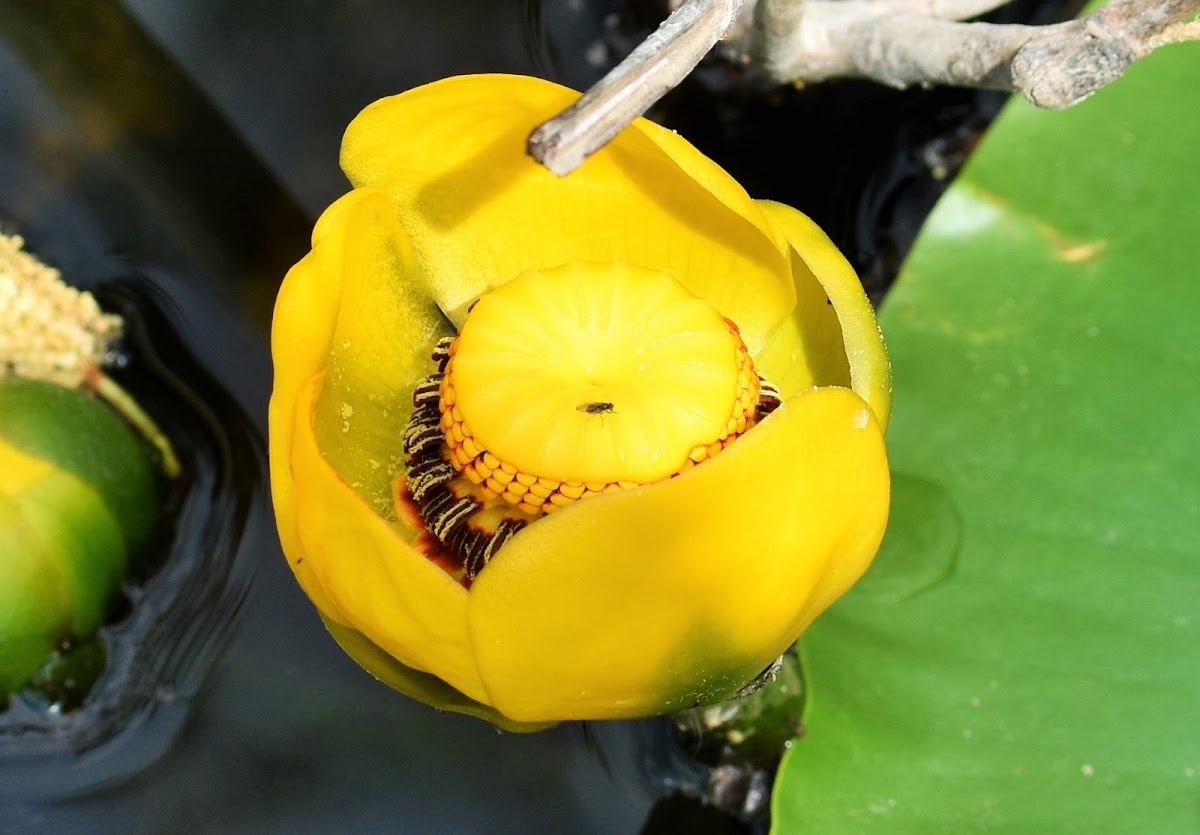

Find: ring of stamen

[398,264,779,581]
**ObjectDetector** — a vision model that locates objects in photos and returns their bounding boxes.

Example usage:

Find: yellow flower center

[400,262,778,581]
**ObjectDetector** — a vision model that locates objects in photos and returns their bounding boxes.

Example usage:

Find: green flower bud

[0,377,159,698]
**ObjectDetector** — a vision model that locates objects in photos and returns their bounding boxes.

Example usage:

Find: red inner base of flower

[393,480,475,589]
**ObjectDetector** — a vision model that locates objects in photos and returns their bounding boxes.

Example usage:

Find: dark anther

[461,529,490,578]
[402,409,443,457]
[401,344,532,582]
[445,521,471,554]
[757,378,782,418]
[407,456,455,502]
[430,496,479,540]
[412,373,444,408]
[431,335,455,371]
[471,518,524,578]
[421,488,458,523]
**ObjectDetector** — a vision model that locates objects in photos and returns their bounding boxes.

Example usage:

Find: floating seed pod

[0,232,173,706]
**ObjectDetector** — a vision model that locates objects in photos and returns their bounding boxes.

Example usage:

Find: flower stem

[668,646,806,820]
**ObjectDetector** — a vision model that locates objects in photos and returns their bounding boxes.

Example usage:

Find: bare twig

[526,0,1200,175]
[527,0,744,176]
[864,0,1018,21]
[740,0,1014,72]
[747,0,1200,108]
[751,0,807,78]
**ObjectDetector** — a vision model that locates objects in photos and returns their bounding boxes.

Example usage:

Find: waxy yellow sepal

[269,74,892,726]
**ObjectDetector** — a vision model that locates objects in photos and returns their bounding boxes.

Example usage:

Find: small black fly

[576,401,615,415]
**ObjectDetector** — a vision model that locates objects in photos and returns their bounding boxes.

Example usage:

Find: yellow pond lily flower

[269,74,891,728]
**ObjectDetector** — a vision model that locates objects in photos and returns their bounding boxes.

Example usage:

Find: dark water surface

[0,0,1071,831]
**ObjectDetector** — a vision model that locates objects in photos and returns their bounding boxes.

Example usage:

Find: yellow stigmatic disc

[437,262,760,517]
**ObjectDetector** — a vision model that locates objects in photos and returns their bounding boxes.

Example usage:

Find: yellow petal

[287,373,487,704]
[750,220,852,400]
[756,200,893,430]
[320,614,553,733]
[308,188,453,517]
[632,117,789,255]
[271,191,358,619]
[466,386,889,722]
[268,188,454,644]
[339,74,794,356]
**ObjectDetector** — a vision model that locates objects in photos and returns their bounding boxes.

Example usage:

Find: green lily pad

[772,40,1200,832]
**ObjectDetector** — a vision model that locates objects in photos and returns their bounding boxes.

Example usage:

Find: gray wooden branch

[527,0,1200,175]
[528,0,744,176]
[748,0,1200,107]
